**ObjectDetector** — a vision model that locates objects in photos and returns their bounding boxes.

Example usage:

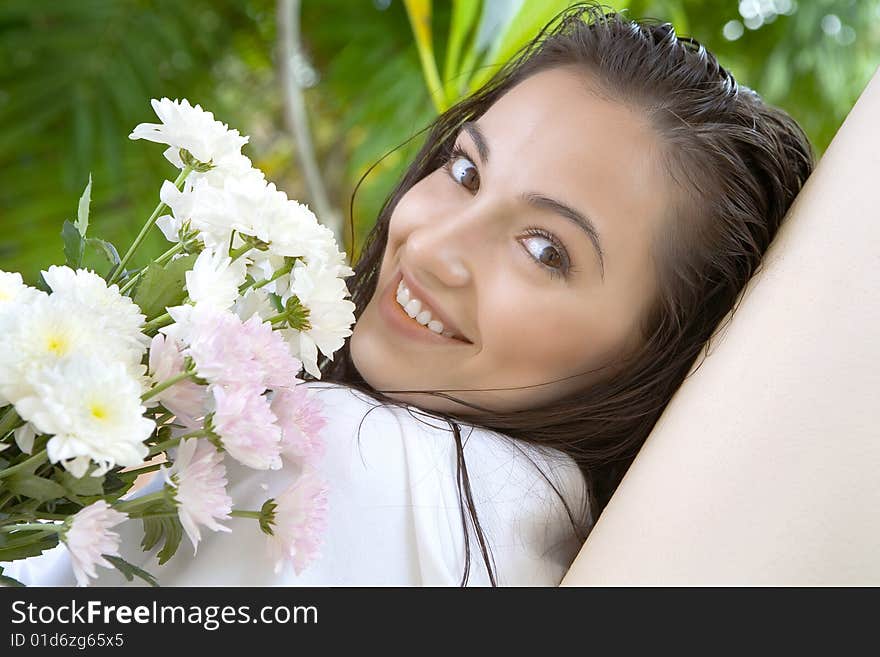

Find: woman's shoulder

[302,380,585,493]
[301,380,590,585]
[302,380,585,495]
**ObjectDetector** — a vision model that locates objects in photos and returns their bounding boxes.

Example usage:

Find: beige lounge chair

[561,65,880,586]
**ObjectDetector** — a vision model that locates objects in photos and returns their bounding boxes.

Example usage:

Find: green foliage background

[1,0,877,284]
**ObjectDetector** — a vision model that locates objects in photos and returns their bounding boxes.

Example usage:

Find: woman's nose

[403,201,499,289]
[404,224,472,288]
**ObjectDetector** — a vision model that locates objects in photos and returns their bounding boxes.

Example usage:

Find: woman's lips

[398,269,471,342]
[379,272,471,346]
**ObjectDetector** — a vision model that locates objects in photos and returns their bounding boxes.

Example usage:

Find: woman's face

[349,66,672,415]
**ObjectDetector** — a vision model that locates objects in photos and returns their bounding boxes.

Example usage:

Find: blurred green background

[1,0,878,285]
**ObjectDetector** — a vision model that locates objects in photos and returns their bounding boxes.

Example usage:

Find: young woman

[5,3,814,586]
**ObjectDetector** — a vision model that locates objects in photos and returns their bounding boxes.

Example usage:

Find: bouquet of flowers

[0,98,356,586]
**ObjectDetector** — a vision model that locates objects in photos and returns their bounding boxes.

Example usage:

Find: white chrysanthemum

[0,270,46,312]
[157,169,270,251]
[62,501,128,587]
[0,272,48,407]
[15,356,153,478]
[163,438,232,554]
[129,97,250,173]
[282,263,356,378]
[185,247,248,311]
[13,422,37,454]
[233,287,276,322]
[256,200,354,278]
[0,294,108,405]
[41,266,150,352]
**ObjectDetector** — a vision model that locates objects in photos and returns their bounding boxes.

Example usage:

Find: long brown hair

[302,2,815,585]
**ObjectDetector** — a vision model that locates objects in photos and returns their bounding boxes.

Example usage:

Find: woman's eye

[445,150,480,192]
[520,230,570,279]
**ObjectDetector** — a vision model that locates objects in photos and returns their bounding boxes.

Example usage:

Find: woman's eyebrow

[461,120,606,281]
[462,120,491,165]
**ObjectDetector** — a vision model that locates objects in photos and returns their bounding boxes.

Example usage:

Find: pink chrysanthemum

[62,500,128,587]
[163,438,232,554]
[210,385,282,470]
[184,308,265,390]
[239,314,303,389]
[267,469,328,575]
[147,333,206,427]
[271,386,327,466]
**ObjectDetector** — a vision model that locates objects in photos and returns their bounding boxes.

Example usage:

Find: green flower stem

[228,242,254,262]
[176,429,212,440]
[109,164,194,285]
[146,428,210,458]
[117,271,143,296]
[0,407,20,437]
[118,242,186,296]
[137,512,180,520]
[230,510,263,520]
[266,312,288,325]
[0,490,15,510]
[250,261,295,292]
[141,368,197,402]
[0,523,61,534]
[119,462,166,480]
[154,411,175,425]
[146,438,181,458]
[142,312,172,334]
[0,449,48,481]
[115,490,169,514]
[154,241,188,266]
[1,512,70,525]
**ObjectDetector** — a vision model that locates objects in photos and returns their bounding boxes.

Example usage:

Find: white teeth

[404,299,421,318]
[396,279,461,340]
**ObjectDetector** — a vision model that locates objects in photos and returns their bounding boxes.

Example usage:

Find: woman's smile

[378,269,473,347]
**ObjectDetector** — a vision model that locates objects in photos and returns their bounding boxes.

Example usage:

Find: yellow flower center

[46,334,69,356]
[89,403,108,421]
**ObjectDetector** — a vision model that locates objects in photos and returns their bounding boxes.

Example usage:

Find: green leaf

[0,566,25,587]
[269,292,284,313]
[141,511,164,552]
[102,470,129,496]
[5,473,67,502]
[141,511,184,566]
[75,173,92,237]
[57,467,105,497]
[85,237,121,272]
[35,272,51,293]
[132,253,196,319]
[61,220,85,268]
[404,0,447,112]
[468,0,574,93]
[0,530,60,562]
[156,516,183,565]
[443,0,482,100]
[104,554,160,587]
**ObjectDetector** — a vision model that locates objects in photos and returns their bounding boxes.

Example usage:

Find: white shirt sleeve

[2,382,589,587]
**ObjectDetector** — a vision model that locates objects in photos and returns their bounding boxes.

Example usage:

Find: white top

[4,382,590,587]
